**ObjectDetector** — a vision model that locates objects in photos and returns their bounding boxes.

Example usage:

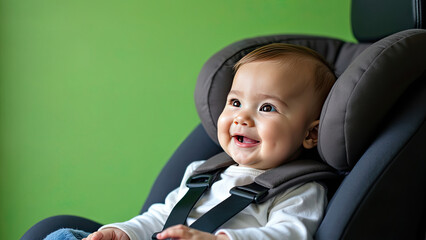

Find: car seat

[21,0,426,239]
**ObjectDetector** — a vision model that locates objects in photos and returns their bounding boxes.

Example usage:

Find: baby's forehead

[232,61,318,96]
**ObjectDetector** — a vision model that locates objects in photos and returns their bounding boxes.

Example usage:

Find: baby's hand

[82,228,130,240]
[155,224,229,240]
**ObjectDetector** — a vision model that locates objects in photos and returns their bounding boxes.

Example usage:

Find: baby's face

[217,60,321,170]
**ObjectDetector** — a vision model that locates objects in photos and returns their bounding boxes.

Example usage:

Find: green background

[0,0,355,238]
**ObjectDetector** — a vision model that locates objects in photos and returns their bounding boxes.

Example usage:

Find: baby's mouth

[234,135,260,144]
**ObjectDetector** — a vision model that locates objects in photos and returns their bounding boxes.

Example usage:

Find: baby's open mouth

[235,135,260,144]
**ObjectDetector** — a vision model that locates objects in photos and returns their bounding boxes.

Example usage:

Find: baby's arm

[94,161,207,240]
[83,228,130,240]
[156,224,229,240]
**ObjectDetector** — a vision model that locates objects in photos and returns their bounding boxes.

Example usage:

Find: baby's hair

[234,43,336,104]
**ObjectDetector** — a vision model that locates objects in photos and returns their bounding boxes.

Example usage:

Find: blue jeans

[44,228,91,240]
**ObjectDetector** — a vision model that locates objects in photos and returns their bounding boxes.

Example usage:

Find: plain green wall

[0,0,355,238]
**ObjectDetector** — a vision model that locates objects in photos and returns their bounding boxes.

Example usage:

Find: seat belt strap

[189,182,268,233]
[152,153,235,239]
[152,172,221,240]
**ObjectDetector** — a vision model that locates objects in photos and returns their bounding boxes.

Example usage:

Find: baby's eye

[230,99,241,107]
[260,104,277,112]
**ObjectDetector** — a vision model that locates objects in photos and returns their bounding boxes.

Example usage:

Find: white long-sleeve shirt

[100,161,327,240]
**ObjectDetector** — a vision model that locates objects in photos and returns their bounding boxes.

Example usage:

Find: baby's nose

[234,114,254,127]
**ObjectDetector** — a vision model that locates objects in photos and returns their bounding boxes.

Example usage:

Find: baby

[50,43,336,240]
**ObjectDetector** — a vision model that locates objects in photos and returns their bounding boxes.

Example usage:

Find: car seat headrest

[194,30,426,172]
[352,0,425,42]
[318,29,426,171]
[195,35,346,146]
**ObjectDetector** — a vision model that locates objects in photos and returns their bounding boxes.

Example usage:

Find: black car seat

[21,0,426,239]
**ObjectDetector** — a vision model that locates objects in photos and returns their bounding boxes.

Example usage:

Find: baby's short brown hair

[234,43,336,104]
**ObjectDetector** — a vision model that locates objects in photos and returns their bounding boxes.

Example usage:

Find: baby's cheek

[261,123,285,142]
[261,125,292,152]
[217,111,233,131]
[217,117,226,136]
[217,115,232,148]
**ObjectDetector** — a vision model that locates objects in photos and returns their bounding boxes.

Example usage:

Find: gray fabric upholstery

[316,76,426,239]
[318,29,426,171]
[352,0,425,42]
[333,43,370,77]
[194,29,426,172]
[191,151,339,203]
[195,29,426,172]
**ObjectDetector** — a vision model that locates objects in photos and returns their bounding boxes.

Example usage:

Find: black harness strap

[189,182,268,233]
[152,153,234,239]
[163,174,214,228]
[161,153,234,229]
[151,174,217,240]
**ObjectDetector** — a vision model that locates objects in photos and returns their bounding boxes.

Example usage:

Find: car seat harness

[152,152,339,239]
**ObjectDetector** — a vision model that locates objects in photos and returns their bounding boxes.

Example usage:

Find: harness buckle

[186,174,215,188]
[230,183,268,203]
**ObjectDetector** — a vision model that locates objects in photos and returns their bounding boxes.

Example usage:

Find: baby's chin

[229,154,263,168]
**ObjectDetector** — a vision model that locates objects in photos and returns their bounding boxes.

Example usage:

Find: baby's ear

[303,120,319,149]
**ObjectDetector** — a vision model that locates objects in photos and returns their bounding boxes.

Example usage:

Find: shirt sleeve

[99,160,206,240]
[216,182,327,240]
